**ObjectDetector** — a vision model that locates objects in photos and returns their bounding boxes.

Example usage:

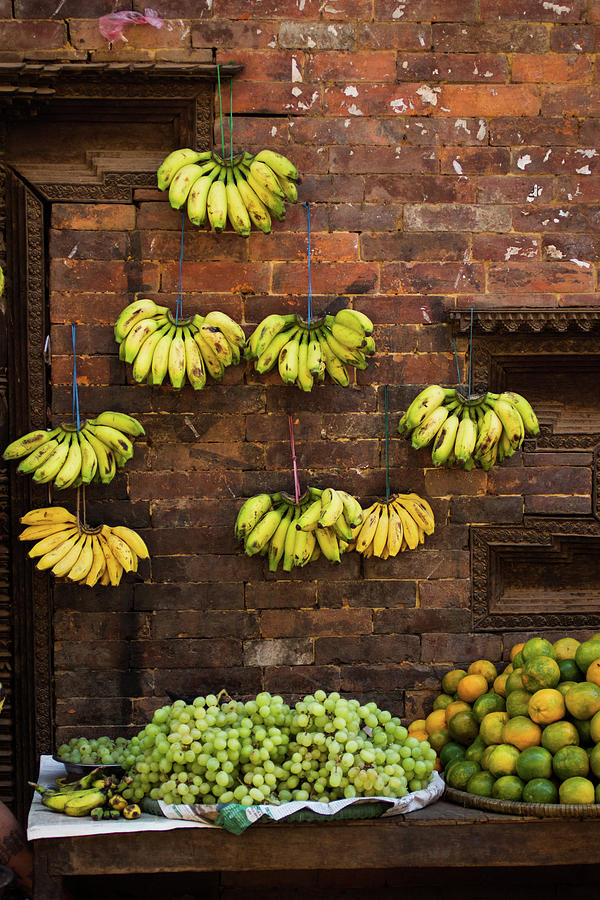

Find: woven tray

[444,785,600,818]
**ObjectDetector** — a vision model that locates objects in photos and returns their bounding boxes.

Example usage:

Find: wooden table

[32,799,600,899]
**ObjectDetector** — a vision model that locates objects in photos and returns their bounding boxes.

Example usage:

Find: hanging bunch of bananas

[397,386,540,471]
[3,412,144,488]
[156,147,300,236]
[235,486,363,572]
[114,298,245,389]
[245,308,375,390]
[30,769,140,820]
[19,507,149,587]
[350,494,435,560]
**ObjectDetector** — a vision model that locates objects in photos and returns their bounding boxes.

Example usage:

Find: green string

[384,385,390,505]
[216,63,226,159]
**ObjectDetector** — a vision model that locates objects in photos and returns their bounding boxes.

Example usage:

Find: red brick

[268,440,378,470]
[365,175,475,204]
[433,23,549,53]
[472,234,540,261]
[51,354,119,387]
[248,232,359,262]
[542,85,600,115]
[488,465,591,495]
[308,50,397,82]
[381,262,484,294]
[374,0,478,20]
[133,0,212,13]
[70,18,192,50]
[440,147,510,176]
[490,116,579,146]
[512,52,592,82]
[323,83,444,117]
[49,230,128,261]
[397,53,508,83]
[130,639,242,668]
[152,611,259,640]
[161,261,270,294]
[391,352,457,385]
[454,292,559,308]
[260,609,371,639]
[215,0,368,16]
[272,261,378,294]
[134,582,243,611]
[0,0,12,12]
[331,145,438,175]
[525,495,592,515]
[591,0,600,22]
[264,666,341,696]
[402,117,489,146]
[511,146,600,176]
[246,582,317,610]
[360,233,470,262]
[318,580,417,609]
[244,639,314,668]
[450,496,524,523]
[193,20,279,49]
[328,203,403,232]
[147,442,264,474]
[222,80,322,115]
[53,204,135,231]
[139,230,249,263]
[315,635,420,665]
[489,260,595,292]
[481,0,585,20]
[543,233,600,261]
[557,176,600,202]
[421,634,502,666]
[405,204,511,233]
[438,85,540,117]
[419,580,470,609]
[363,550,469,581]
[17,0,129,12]
[374,609,471,634]
[289,116,397,146]
[278,21,354,50]
[425,467,488,497]
[551,25,600,52]
[513,205,600,234]
[477,176,552,205]
[221,49,306,82]
[50,259,159,293]
[0,20,66,49]
[356,22,431,50]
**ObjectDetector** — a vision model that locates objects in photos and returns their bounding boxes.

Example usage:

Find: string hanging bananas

[350,494,435,560]
[397,386,540,471]
[157,147,301,236]
[19,507,150,587]
[3,411,145,489]
[235,486,363,572]
[245,308,375,390]
[114,298,246,389]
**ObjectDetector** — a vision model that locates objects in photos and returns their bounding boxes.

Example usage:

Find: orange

[493,672,509,698]
[557,659,581,683]
[521,656,561,693]
[504,663,514,675]
[479,711,509,746]
[559,776,595,804]
[589,742,600,778]
[480,744,499,771]
[428,727,450,753]
[552,745,589,781]
[516,746,553,781]
[553,637,580,661]
[541,720,580,755]
[442,669,468,695]
[444,700,471,727]
[492,775,524,801]
[590,710,600,744]
[506,689,533,718]
[586,659,600,686]
[505,668,526,695]
[467,659,498,686]
[574,717,593,746]
[408,718,427,733]
[523,778,558,804]
[439,741,466,770]
[466,771,495,797]
[433,693,454,711]
[456,674,489,703]
[527,688,566,725]
[564,682,600,720]
[557,681,577,699]
[464,736,487,765]
[425,709,448,735]
[472,692,505,724]
[510,642,525,661]
[487,743,520,778]
[575,639,600,674]
[447,710,479,746]
[408,729,428,742]
[522,637,555,662]
[502,715,542,751]
[445,759,481,790]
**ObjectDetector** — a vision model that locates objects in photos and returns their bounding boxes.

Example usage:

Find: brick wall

[2,1,599,741]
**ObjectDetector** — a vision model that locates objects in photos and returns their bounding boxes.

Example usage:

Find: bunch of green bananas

[3,411,144,488]
[398,386,540,470]
[114,298,246,389]
[235,486,363,571]
[157,147,300,236]
[245,308,375,390]
[19,506,149,587]
[30,769,139,819]
[350,494,435,559]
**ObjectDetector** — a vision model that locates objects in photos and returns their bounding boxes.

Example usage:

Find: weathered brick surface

[5,0,593,737]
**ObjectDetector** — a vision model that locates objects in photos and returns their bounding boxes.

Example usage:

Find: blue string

[467,306,474,400]
[176,209,185,325]
[302,201,312,334]
[71,324,80,433]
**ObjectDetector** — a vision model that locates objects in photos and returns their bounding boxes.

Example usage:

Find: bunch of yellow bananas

[30,770,140,820]
[157,147,300,236]
[19,507,149,587]
[398,386,540,470]
[245,308,375,390]
[350,494,435,559]
[114,298,246,389]
[3,411,144,488]
[234,486,363,572]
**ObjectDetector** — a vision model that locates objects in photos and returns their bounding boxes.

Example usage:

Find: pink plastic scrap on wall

[99,9,163,43]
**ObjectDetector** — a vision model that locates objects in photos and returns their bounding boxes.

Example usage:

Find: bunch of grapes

[57,736,130,767]
[119,690,436,807]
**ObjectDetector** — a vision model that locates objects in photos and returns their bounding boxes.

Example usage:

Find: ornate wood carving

[472,518,600,631]
[450,308,600,334]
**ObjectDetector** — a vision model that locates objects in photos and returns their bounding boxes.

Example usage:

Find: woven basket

[444,785,600,818]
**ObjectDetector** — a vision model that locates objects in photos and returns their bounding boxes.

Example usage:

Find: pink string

[288,415,300,505]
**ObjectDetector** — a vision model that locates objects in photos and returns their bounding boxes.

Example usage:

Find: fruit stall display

[409,635,600,807]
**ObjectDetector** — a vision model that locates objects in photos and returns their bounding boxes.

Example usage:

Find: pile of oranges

[408,634,600,805]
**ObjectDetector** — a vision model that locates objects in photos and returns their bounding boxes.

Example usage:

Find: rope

[71,324,80,433]
[302,201,312,335]
[288,414,300,505]
[384,385,390,505]
[467,306,474,400]
[216,63,226,160]
[230,73,234,165]
[175,209,185,325]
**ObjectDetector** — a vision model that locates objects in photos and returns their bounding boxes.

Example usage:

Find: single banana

[20,521,73,542]
[248,314,296,360]
[151,325,176,387]
[4,427,61,461]
[28,525,79,558]
[355,505,381,554]
[394,494,435,535]
[85,535,106,587]
[32,434,73,485]
[168,163,211,210]
[20,506,76,526]
[233,168,272,234]
[203,311,246,349]
[386,504,404,557]
[332,514,353,542]
[330,321,367,351]
[187,168,221,226]
[276,173,298,203]
[17,435,63,475]
[109,525,149,559]
[84,424,133,461]
[488,398,525,448]
[320,335,349,387]
[253,149,299,182]
[91,412,145,437]
[235,494,273,541]
[268,505,295,573]
[292,527,310,568]
[296,499,322,532]
[403,385,452,432]
[199,325,233,366]
[454,411,478,465]
[98,534,123,586]
[337,490,363,528]
[157,148,212,191]
[207,170,228,233]
[182,326,207,390]
[307,332,324,376]
[431,413,460,467]
[245,506,286,556]
[114,299,168,343]
[314,526,341,563]
[296,332,313,392]
[334,308,373,337]
[122,315,166,365]
[167,326,187,390]
[496,391,539,436]
[372,504,389,558]
[318,488,344,528]
[81,429,114,483]
[54,432,83,490]
[193,326,225,382]
[391,501,420,550]
[104,529,136,573]
[278,332,301,384]
[282,509,301,572]
[410,405,449,451]
[473,408,503,459]
[67,535,94,583]
[255,326,298,374]
[225,168,251,237]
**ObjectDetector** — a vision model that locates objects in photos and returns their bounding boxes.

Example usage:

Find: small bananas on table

[398,386,540,470]
[235,486,363,571]
[30,769,139,820]
[157,147,300,235]
[350,494,435,559]
[245,308,375,390]
[3,412,144,488]
[114,298,246,389]
[19,507,149,587]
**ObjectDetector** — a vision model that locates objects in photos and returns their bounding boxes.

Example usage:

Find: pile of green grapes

[57,736,130,767]
[118,691,436,806]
